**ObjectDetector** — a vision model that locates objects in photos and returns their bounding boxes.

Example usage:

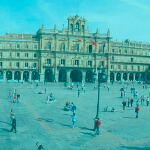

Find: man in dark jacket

[36,142,44,150]
[10,116,16,133]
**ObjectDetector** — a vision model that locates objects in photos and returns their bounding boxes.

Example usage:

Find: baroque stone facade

[0,15,150,83]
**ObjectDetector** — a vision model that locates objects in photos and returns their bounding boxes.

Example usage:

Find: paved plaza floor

[1,81,150,150]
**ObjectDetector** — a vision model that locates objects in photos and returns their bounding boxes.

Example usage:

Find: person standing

[71,113,77,128]
[135,105,140,118]
[130,98,133,107]
[122,100,126,110]
[94,118,102,136]
[10,116,16,133]
[146,97,149,106]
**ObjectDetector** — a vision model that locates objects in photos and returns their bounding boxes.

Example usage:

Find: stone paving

[1,81,150,150]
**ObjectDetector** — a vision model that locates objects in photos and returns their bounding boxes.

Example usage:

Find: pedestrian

[72,104,76,114]
[44,88,46,94]
[136,99,139,106]
[36,142,44,150]
[121,91,123,98]
[17,93,20,103]
[135,105,140,118]
[107,84,110,91]
[10,109,15,124]
[127,98,130,107]
[146,97,149,106]
[71,113,77,128]
[130,98,133,107]
[78,89,80,97]
[94,118,102,136]
[10,116,16,133]
[122,100,126,110]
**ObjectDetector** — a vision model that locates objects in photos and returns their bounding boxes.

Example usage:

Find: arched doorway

[14,71,21,80]
[110,73,114,82]
[70,70,82,82]
[86,70,93,82]
[23,71,29,81]
[59,69,66,82]
[123,73,127,81]
[0,71,3,80]
[116,73,121,81]
[45,69,53,82]
[6,71,12,80]
[135,73,139,81]
[146,73,150,81]
[141,73,145,81]
[32,71,39,80]
[129,73,133,81]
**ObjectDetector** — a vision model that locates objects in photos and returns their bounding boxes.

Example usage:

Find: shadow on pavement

[59,123,71,127]
[122,146,150,150]
[79,127,93,131]
[0,128,10,132]
[0,121,11,125]
[123,117,135,119]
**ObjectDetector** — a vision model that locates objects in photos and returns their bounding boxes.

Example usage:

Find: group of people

[8,89,20,103]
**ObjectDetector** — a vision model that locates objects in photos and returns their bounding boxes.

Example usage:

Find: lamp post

[94,66,106,129]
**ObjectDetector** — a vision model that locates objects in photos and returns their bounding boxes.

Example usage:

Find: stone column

[82,71,86,82]
[21,71,23,81]
[3,71,6,82]
[127,73,129,81]
[114,73,117,82]
[29,71,32,82]
[67,71,70,82]
[133,73,135,81]
[12,71,14,81]
[121,73,123,81]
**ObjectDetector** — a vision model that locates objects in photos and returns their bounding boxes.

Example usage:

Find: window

[47,59,51,64]
[132,66,134,70]
[131,50,134,55]
[33,63,36,68]
[88,61,92,66]
[34,54,36,58]
[34,44,37,49]
[17,44,20,49]
[61,59,65,65]
[119,49,121,54]
[25,44,28,49]
[10,44,12,48]
[131,58,133,62]
[112,49,114,53]
[25,53,28,57]
[89,45,92,53]
[0,62,2,67]
[47,41,51,50]
[138,66,140,71]
[112,56,114,61]
[124,65,127,69]
[75,60,79,65]
[17,53,20,57]
[75,44,79,51]
[82,25,84,32]
[118,65,120,69]
[16,62,19,68]
[61,43,65,51]
[9,62,11,67]
[76,23,79,31]
[25,62,28,67]
[70,24,73,31]
[125,50,127,54]
[111,65,114,69]
[10,53,12,57]
[0,52,2,57]
[101,61,104,66]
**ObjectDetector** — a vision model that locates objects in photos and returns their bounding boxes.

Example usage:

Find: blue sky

[0,0,150,42]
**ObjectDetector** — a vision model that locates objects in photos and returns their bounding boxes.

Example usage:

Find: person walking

[72,104,76,114]
[71,113,77,128]
[10,116,16,133]
[36,142,44,150]
[130,98,133,107]
[10,109,15,124]
[135,105,140,118]
[94,118,102,136]
[122,100,126,110]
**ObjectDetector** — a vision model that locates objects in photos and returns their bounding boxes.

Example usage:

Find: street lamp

[95,66,107,120]
[93,71,97,83]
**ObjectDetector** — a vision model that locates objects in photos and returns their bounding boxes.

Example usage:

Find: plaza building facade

[0,15,150,83]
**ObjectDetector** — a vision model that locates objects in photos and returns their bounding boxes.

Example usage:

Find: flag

[48,40,51,49]
[79,39,82,42]
[92,41,97,46]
